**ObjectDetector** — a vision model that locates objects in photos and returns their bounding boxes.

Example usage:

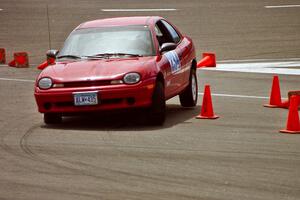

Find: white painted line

[219,58,300,63]
[265,5,300,8]
[202,59,300,75]
[0,77,34,83]
[101,8,177,12]
[198,92,270,99]
[0,9,3,11]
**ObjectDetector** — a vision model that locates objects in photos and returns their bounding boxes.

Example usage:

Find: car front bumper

[34,78,156,114]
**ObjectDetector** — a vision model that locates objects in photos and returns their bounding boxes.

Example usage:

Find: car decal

[165,51,181,73]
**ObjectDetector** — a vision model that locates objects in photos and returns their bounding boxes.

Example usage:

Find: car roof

[77,16,163,29]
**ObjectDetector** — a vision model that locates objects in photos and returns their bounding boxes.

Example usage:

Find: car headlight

[123,72,141,84]
[38,77,53,89]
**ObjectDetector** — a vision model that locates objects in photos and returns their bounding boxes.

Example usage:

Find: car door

[155,20,184,97]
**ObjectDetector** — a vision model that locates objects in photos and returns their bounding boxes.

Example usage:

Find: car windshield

[58,25,155,58]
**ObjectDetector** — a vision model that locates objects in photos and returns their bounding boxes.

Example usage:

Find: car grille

[62,80,111,88]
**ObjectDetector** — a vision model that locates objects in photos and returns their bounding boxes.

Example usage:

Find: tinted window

[161,20,181,43]
[59,26,155,57]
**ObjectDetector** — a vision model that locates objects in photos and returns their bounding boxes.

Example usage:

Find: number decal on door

[165,51,181,73]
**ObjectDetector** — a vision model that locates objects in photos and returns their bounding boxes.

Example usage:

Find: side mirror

[159,43,177,53]
[46,49,59,59]
[46,49,58,65]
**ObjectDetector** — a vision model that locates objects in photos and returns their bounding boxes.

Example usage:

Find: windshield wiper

[86,53,142,59]
[85,54,106,59]
[57,55,82,59]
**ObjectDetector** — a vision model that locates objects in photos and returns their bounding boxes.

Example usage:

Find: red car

[34,16,198,125]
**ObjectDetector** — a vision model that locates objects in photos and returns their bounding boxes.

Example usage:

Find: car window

[160,20,181,44]
[59,26,155,57]
[155,21,175,47]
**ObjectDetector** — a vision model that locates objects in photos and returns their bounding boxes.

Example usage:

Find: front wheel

[179,68,198,107]
[148,81,166,125]
[44,113,62,124]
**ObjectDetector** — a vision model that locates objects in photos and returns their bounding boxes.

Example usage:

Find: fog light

[126,98,135,105]
[44,102,52,110]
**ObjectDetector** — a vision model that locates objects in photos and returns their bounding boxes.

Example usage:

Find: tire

[44,113,62,124]
[179,68,198,107]
[149,81,166,125]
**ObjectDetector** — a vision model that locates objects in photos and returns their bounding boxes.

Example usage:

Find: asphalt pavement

[0,1,300,200]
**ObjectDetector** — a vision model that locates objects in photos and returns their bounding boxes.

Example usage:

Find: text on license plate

[73,92,98,106]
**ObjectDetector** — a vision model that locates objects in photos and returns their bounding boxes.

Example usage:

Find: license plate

[73,91,98,106]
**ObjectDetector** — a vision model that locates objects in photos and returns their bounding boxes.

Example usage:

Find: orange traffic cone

[280,95,300,134]
[37,61,48,70]
[9,52,29,68]
[196,85,219,119]
[0,48,6,64]
[264,75,283,108]
[197,53,216,68]
[8,60,16,67]
[37,55,56,70]
[282,90,300,109]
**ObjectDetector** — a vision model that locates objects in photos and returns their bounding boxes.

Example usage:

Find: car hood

[40,57,157,82]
